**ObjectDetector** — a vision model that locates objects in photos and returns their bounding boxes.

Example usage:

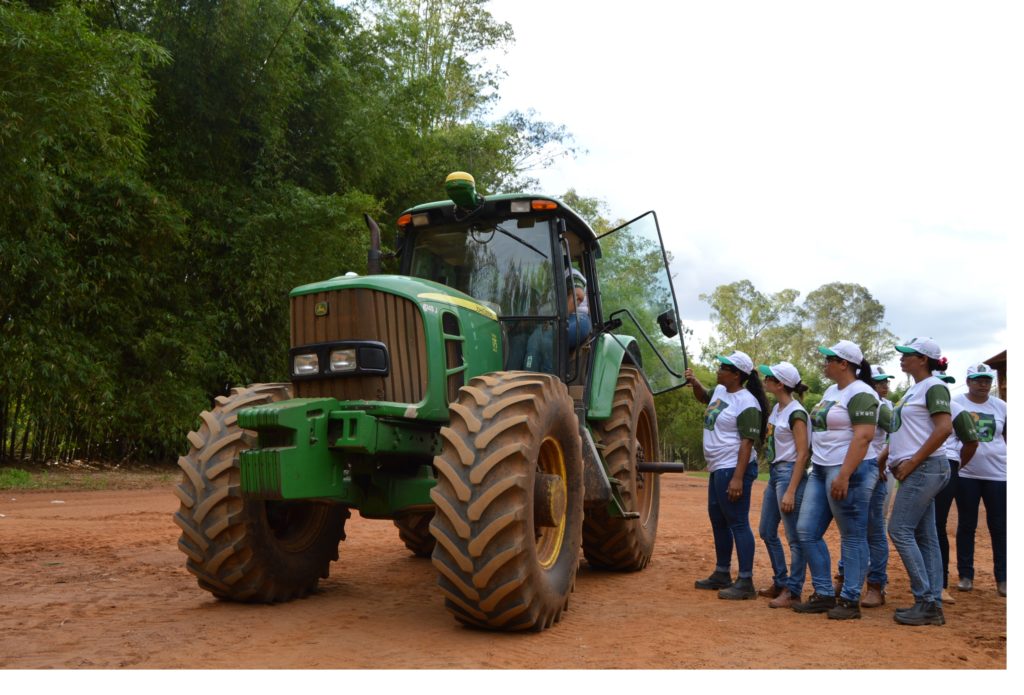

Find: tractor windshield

[408,217,557,318]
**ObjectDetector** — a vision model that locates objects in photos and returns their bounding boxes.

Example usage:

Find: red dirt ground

[0,473,1006,669]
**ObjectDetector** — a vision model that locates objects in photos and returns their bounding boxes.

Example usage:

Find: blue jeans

[888,455,950,604]
[866,471,893,586]
[708,464,758,578]
[955,476,1007,582]
[796,459,876,601]
[758,461,807,595]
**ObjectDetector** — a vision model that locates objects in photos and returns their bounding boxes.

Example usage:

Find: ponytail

[928,356,948,373]
[741,370,770,445]
[856,358,875,388]
[789,382,809,401]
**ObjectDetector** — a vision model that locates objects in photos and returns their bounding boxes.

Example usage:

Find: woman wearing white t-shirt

[792,340,879,621]
[755,361,811,609]
[954,363,1007,597]
[931,369,979,605]
[685,350,768,601]
[886,337,954,626]
[836,365,899,608]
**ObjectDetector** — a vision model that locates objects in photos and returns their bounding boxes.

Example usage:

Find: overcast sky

[486,0,1017,391]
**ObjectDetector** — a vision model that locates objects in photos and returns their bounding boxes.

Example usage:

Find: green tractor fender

[586,332,643,421]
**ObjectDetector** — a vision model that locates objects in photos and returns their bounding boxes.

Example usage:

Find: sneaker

[719,577,757,600]
[695,571,732,590]
[861,582,886,608]
[941,589,957,605]
[997,581,1007,597]
[768,588,800,609]
[792,592,836,614]
[757,583,785,599]
[894,601,945,626]
[828,597,862,620]
[957,577,973,592]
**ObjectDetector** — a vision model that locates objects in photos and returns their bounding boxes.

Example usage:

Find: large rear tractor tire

[582,365,660,570]
[173,383,349,603]
[429,372,584,631]
[394,512,436,557]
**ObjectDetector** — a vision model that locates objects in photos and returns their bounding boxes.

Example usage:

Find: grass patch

[0,468,33,489]
[0,466,176,491]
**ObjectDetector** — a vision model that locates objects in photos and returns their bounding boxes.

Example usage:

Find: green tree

[699,280,805,365]
[801,281,898,366]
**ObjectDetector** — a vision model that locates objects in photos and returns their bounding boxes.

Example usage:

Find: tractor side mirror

[657,309,678,338]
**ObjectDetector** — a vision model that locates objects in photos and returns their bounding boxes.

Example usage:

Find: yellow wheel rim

[635,408,657,526]
[536,436,567,569]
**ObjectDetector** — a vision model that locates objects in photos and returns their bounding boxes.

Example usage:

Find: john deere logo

[314,301,329,317]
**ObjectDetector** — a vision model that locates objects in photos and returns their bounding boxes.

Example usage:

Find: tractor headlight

[292,353,320,376]
[329,348,357,373]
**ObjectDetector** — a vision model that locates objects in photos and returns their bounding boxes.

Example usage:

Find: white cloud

[487,0,1016,368]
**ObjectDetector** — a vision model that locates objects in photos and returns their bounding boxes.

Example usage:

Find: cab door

[593,211,687,394]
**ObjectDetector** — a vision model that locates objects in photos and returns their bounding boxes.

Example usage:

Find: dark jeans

[955,477,1007,582]
[934,459,960,589]
[708,464,758,578]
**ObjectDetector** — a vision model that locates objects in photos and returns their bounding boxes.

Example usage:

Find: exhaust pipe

[637,461,689,473]
[364,213,381,275]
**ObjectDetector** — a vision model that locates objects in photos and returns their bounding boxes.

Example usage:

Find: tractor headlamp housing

[290,341,390,380]
[329,348,357,373]
[292,353,320,376]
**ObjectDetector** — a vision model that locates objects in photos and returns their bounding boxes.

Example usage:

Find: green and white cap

[895,337,941,360]
[717,350,754,375]
[871,365,895,381]
[818,340,864,365]
[757,361,801,388]
[966,363,996,380]
[932,370,955,384]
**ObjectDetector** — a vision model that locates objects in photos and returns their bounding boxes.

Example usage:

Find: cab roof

[400,194,599,244]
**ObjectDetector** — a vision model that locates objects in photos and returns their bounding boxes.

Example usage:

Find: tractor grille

[291,289,428,403]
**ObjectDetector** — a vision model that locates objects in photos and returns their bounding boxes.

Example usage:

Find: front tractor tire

[582,365,661,570]
[429,372,584,631]
[173,383,349,603]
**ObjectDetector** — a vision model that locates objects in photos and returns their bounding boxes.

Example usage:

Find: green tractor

[173,172,688,631]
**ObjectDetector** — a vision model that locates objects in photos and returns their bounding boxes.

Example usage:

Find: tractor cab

[398,172,687,397]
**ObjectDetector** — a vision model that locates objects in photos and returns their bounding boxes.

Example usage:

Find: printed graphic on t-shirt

[892,395,907,432]
[704,399,728,431]
[763,423,776,463]
[969,412,998,443]
[810,400,836,432]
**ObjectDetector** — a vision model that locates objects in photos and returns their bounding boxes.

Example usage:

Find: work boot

[894,601,944,626]
[861,582,886,608]
[997,581,1007,597]
[827,596,862,620]
[768,588,799,609]
[757,583,785,599]
[957,577,973,592]
[894,599,926,619]
[792,592,836,614]
[941,589,957,605]
[695,570,732,590]
[718,577,757,600]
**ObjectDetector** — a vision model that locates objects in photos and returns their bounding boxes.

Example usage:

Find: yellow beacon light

[445,171,482,209]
